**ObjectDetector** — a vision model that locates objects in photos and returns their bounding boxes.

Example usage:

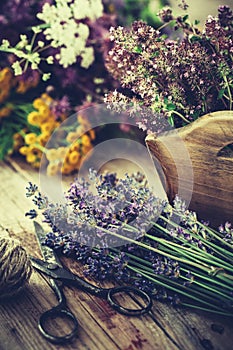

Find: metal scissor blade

[30,256,61,279]
[33,221,62,267]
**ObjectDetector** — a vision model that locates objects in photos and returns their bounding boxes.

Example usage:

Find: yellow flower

[82,145,93,155]
[28,146,42,158]
[81,134,91,146]
[41,93,53,104]
[70,142,80,152]
[61,163,74,175]
[33,98,46,109]
[19,146,29,155]
[77,114,91,127]
[57,147,68,159]
[27,111,41,125]
[68,151,80,165]
[26,151,37,163]
[89,129,95,140]
[32,161,41,169]
[46,148,59,161]
[47,162,59,176]
[66,131,79,143]
[0,106,12,118]
[37,132,50,145]
[38,105,52,119]
[40,121,58,133]
[24,133,37,145]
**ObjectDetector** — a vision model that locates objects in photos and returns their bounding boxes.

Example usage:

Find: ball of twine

[0,237,32,299]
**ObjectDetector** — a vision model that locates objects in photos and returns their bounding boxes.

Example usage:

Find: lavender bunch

[26,170,233,316]
[105,5,233,132]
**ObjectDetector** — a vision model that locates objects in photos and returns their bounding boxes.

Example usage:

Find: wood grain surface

[0,157,233,350]
[146,111,233,226]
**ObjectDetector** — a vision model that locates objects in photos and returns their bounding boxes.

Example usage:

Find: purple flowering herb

[26,169,233,316]
[105,5,233,132]
[50,95,71,119]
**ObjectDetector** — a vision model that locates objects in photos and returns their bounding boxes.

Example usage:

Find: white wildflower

[1,39,10,49]
[37,3,57,23]
[38,41,45,48]
[59,46,77,68]
[80,47,94,68]
[42,73,51,81]
[76,23,90,41]
[71,0,103,21]
[46,56,54,64]
[31,26,42,34]
[12,61,23,76]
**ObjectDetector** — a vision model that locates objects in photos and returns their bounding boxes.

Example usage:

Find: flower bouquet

[104,3,233,224]
[26,170,233,317]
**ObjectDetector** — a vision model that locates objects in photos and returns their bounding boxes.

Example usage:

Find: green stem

[126,254,233,302]
[172,110,191,124]
[150,222,233,272]
[198,221,233,252]
[128,265,229,313]
[223,75,232,110]
[159,214,233,263]
[97,225,212,273]
[181,303,233,317]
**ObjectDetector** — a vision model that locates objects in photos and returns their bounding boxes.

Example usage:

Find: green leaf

[133,46,142,54]
[168,115,174,127]
[0,132,14,159]
[218,89,225,99]
[166,103,176,111]
[183,15,189,22]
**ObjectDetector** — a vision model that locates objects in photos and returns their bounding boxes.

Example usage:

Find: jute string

[0,237,32,299]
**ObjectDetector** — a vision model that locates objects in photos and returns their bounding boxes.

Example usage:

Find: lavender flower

[26,169,233,316]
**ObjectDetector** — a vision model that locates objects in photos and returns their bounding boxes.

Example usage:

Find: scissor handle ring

[38,307,79,344]
[107,286,153,316]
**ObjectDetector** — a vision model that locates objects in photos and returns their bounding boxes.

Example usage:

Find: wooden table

[0,157,233,350]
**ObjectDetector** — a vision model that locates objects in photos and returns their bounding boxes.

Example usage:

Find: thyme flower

[105,5,233,131]
[26,170,233,316]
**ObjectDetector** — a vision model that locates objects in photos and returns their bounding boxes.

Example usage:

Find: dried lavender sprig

[25,171,233,316]
[150,222,233,271]
[111,247,233,297]
[127,266,233,316]
[158,215,233,264]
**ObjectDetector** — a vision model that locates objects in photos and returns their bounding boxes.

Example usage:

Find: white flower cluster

[37,0,104,69]
[0,0,103,80]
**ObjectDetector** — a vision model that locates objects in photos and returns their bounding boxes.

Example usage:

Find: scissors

[30,221,153,344]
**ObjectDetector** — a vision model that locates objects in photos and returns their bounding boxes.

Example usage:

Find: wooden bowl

[146,111,233,226]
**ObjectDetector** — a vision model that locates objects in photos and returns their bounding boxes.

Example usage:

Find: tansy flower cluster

[0,73,96,175]
[0,66,40,159]
[18,93,62,168]
[45,114,95,176]
[17,94,95,174]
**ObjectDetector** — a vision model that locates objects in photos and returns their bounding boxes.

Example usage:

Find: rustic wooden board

[0,156,233,350]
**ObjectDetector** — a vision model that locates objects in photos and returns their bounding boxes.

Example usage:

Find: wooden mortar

[146,111,233,226]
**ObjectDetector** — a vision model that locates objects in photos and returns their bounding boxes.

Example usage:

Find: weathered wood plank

[1,157,233,350]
